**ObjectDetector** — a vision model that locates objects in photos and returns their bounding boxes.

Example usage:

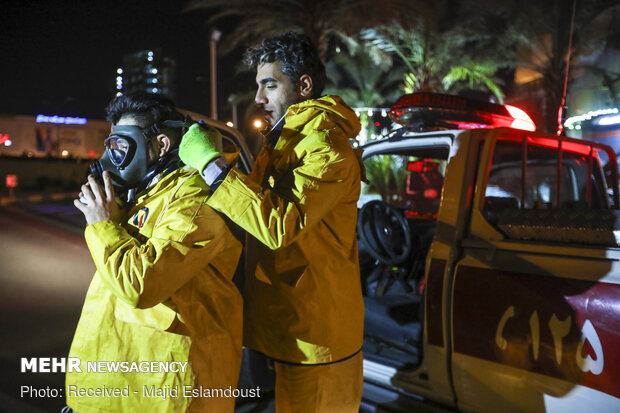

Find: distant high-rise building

[115,49,176,98]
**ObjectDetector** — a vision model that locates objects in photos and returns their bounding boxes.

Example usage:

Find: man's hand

[179,123,223,174]
[74,172,120,225]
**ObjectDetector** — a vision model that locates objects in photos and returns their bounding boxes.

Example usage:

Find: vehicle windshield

[361,153,447,218]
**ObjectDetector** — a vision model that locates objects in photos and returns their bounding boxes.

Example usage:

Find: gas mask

[90,118,192,193]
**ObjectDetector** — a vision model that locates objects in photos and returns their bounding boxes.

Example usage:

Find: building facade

[115,49,176,98]
[0,114,109,160]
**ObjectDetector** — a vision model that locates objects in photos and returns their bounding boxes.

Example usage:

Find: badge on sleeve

[132,207,149,229]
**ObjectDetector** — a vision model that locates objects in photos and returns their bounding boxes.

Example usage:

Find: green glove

[179,123,223,173]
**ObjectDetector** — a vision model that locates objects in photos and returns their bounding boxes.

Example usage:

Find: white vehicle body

[359,125,620,412]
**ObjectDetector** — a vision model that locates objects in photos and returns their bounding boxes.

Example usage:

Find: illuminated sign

[36,114,87,125]
[565,108,618,130]
[596,114,620,126]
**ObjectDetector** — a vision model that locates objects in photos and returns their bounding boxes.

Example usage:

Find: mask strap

[148,115,194,150]
[135,148,182,194]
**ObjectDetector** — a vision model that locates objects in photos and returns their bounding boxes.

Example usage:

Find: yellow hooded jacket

[207,95,365,364]
[66,166,243,412]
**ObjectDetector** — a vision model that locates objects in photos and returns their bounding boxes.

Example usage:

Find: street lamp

[228,93,239,127]
[210,28,222,120]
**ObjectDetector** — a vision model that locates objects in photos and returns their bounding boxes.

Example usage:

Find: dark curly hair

[105,92,186,143]
[243,31,326,98]
[106,92,184,129]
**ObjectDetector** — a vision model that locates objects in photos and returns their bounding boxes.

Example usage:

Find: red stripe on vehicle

[453,265,620,399]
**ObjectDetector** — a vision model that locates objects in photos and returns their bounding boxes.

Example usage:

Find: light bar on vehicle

[389,93,535,132]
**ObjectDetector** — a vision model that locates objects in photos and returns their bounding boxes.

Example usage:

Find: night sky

[0,0,249,120]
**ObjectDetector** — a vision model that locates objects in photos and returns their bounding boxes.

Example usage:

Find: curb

[0,192,78,206]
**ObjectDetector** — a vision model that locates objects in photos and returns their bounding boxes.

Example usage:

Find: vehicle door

[178,109,254,173]
[451,128,620,412]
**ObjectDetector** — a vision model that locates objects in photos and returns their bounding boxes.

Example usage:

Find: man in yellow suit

[180,32,365,412]
[66,92,243,412]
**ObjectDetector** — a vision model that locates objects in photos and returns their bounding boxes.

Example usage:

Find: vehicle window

[482,136,620,245]
[484,138,608,211]
[362,153,446,218]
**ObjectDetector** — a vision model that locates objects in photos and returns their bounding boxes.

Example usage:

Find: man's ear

[155,134,172,157]
[298,74,313,99]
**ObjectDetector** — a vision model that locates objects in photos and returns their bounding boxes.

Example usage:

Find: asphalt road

[0,202,93,412]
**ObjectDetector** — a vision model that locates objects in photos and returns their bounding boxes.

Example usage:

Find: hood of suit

[284,95,362,140]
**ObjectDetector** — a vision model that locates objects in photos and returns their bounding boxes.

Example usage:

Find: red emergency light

[407,159,439,172]
[6,174,18,188]
[390,93,536,132]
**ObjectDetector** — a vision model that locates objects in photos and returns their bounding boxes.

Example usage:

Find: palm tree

[586,65,620,108]
[469,0,620,132]
[183,0,414,59]
[324,33,406,141]
[361,19,509,102]
[363,154,409,201]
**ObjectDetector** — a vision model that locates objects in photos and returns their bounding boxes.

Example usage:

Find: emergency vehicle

[358,93,620,412]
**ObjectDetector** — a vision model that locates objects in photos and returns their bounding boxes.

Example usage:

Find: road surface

[0,202,93,412]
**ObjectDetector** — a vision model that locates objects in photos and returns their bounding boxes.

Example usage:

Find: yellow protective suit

[66,166,243,413]
[274,352,363,413]
[207,95,365,365]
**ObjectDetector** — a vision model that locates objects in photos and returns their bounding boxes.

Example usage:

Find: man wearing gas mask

[66,92,243,412]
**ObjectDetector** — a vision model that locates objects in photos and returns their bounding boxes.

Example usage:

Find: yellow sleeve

[84,186,229,309]
[207,139,360,250]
